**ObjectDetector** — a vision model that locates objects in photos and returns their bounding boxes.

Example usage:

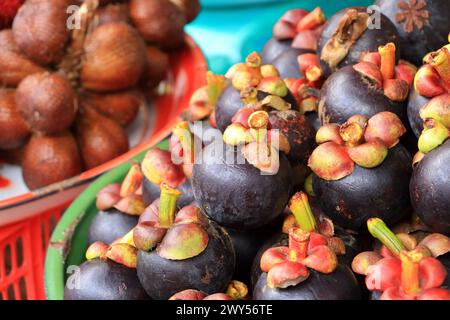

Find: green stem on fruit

[158,183,182,228]
[172,121,196,165]
[289,228,310,262]
[367,218,405,256]
[289,192,317,233]
[400,250,422,297]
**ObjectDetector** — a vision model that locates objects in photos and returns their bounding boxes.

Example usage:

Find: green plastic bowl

[44,141,167,300]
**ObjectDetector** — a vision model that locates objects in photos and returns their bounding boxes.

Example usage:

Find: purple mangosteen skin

[269,110,316,166]
[407,88,431,138]
[215,85,298,133]
[253,264,361,300]
[312,144,412,231]
[88,209,138,245]
[192,141,293,230]
[136,221,235,300]
[271,49,304,79]
[261,38,295,64]
[410,140,450,234]
[375,0,450,66]
[64,259,149,300]
[142,177,195,208]
[317,7,401,78]
[319,65,408,125]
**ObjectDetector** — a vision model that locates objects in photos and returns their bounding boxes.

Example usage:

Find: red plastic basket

[0,204,66,300]
[0,35,207,300]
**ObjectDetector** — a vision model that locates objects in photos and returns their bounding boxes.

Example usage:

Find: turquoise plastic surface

[187,0,374,74]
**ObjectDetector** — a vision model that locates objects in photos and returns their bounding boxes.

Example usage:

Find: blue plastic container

[187,0,374,73]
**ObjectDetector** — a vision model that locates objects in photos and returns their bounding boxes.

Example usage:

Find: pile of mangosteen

[65,1,450,300]
[0,0,200,190]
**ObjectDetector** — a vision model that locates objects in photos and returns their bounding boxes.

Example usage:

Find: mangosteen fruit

[319,43,415,126]
[192,140,292,230]
[411,137,450,234]
[250,192,360,287]
[407,43,450,138]
[253,227,361,300]
[65,243,149,300]
[135,185,235,300]
[352,218,450,300]
[310,112,412,231]
[261,8,326,80]
[317,7,401,78]
[254,264,360,300]
[375,0,450,66]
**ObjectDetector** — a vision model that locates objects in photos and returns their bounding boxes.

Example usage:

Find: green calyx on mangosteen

[352,218,450,300]
[317,7,401,78]
[252,194,361,300]
[407,42,450,137]
[251,192,360,288]
[65,240,149,300]
[135,184,235,300]
[309,112,412,231]
[410,98,450,234]
[90,164,146,244]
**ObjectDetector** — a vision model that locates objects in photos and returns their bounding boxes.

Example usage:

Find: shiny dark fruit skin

[142,177,195,207]
[64,259,149,300]
[215,85,298,133]
[261,38,294,63]
[250,228,361,287]
[269,110,316,166]
[192,141,293,229]
[410,140,450,234]
[136,222,235,300]
[87,209,138,245]
[375,0,450,66]
[439,254,450,288]
[407,88,430,138]
[317,7,400,78]
[254,264,361,300]
[271,49,305,79]
[227,221,281,284]
[305,112,321,131]
[319,65,407,125]
[313,144,412,231]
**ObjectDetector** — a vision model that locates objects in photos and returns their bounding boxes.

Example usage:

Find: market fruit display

[61,2,450,301]
[0,0,200,190]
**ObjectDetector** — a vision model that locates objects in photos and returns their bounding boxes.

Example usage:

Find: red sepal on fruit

[260,227,338,289]
[308,112,406,180]
[354,43,416,102]
[352,218,450,300]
